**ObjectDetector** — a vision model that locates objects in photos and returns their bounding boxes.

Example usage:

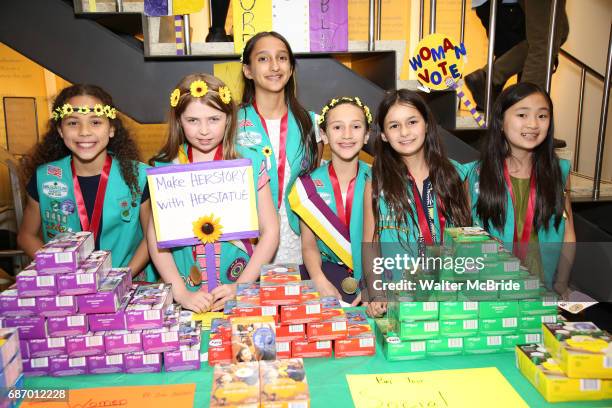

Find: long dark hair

[240,31,317,174]
[371,89,471,242]
[21,84,142,196]
[476,82,564,232]
[150,73,238,164]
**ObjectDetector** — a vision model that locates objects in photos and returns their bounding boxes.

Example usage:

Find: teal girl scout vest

[236,104,317,234]
[289,160,371,281]
[153,144,266,291]
[36,155,153,277]
[466,158,571,287]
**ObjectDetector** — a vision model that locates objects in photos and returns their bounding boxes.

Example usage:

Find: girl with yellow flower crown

[239,31,323,266]
[288,97,372,305]
[19,84,154,279]
[149,73,279,313]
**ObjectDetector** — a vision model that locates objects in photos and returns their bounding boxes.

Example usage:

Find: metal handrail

[459,0,466,45]
[484,0,498,126]
[545,0,559,93]
[183,14,191,55]
[377,0,383,41]
[115,0,123,12]
[368,0,375,51]
[559,49,605,81]
[419,0,425,40]
[429,0,436,34]
[593,24,612,200]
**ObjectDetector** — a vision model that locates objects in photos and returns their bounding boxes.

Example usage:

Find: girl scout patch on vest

[60,199,75,215]
[238,119,254,128]
[47,165,62,178]
[227,257,247,282]
[236,131,262,147]
[119,197,132,221]
[42,181,68,198]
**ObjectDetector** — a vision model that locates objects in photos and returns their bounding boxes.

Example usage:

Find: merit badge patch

[47,165,62,178]
[42,181,68,199]
[60,199,75,215]
[238,119,254,128]
[236,131,262,147]
[313,179,324,187]
[226,258,247,282]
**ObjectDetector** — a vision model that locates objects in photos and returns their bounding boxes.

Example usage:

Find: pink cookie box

[22,357,50,377]
[28,337,66,358]
[36,295,78,317]
[49,355,88,377]
[77,273,126,314]
[124,352,161,374]
[87,294,130,332]
[3,316,46,340]
[178,320,202,347]
[110,268,133,295]
[125,284,173,331]
[47,315,88,337]
[57,250,111,296]
[0,289,37,317]
[35,232,94,275]
[163,344,201,372]
[142,325,180,354]
[16,270,57,298]
[0,328,19,367]
[87,354,125,374]
[104,330,142,355]
[19,340,29,359]
[66,332,105,357]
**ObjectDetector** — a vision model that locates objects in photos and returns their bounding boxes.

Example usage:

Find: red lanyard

[71,154,112,243]
[253,102,288,208]
[503,161,536,261]
[407,171,445,245]
[187,144,223,162]
[328,162,357,227]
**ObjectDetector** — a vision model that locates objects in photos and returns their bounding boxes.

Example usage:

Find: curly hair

[21,84,143,196]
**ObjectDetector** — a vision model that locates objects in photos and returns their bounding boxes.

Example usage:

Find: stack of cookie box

[0,232,200,376]
[208,263,375,365]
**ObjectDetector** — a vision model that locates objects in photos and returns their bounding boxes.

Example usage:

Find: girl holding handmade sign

[466,83,575,297]
[148,73,279,313]
[289,97,372,304]
[363,90,472,318]
[18,84,153,277]
[239,31,322,265]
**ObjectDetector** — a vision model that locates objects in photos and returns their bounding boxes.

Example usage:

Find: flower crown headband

[317,96,373,126]
[52,103,117,121]
[170,80,232,107]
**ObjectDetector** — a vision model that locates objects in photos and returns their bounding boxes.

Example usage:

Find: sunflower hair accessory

[169,80,232,107]
[52,103,117,121]
[317,96,373,126]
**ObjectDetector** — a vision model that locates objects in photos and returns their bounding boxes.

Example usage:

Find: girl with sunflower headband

[288,97,372,305]
[239,31,323,266]
[149,73,279,313]
[19,84,154,278]
[362,90,472,318]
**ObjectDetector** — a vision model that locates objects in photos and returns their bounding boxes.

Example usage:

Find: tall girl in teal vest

[239,31,322,265]
[466,82,575,297]
[289,97,372,304]
[148,73,279,313]
[18,84,152,278]
[363,90,472,317]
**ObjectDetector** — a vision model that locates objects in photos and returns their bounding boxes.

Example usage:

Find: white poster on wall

[273,0,310,53]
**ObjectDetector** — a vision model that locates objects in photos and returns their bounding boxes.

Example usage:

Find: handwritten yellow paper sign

[173,0,205,15]
[21,383,195,407]
[214,61,245,102]
[347,367,528,408]
[232,0,273,54]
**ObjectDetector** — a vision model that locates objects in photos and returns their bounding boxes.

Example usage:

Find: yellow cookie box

[543,322,612,379]
[516,344,612,402]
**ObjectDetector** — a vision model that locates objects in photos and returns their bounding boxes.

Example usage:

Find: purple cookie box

[110,268,133,295]
[77,273,127,314]
[28,337,66,358]
[19,340,29,359]
[142,325,180,353]
[87,294,130,332]
[57,251,111,296]
[36,295,77,317]
[0,289,37,317]
[104,330,142,355]
[66,332,105,357]
[16,270,57,297]
[124,352,161,374]
[125,284,173,331]
[49,355,88,377]
[178,320,202,347]
[35,232,94,275]
[87,354,125,374]
[163,344,201,372]
[23,357,50,377]
[4,316,46,340]
[47,315,88,337]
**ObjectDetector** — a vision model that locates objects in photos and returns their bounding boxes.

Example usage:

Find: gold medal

[189,265,202,286]
[341,277,359,295]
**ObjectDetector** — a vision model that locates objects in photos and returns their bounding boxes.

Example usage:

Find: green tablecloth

[24,310,612,408]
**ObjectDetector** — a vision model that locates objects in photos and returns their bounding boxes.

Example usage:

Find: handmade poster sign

[233,0,273,54]
[309,0,348,52]
[273,0,310,52]
[408,33,467,91]
[147,159,259,248]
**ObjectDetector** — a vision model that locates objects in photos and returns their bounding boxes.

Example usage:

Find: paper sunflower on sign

[192,214,223,291]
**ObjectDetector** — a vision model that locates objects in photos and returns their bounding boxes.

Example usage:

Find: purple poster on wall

[309,0,348,52]
[144,0,169,16]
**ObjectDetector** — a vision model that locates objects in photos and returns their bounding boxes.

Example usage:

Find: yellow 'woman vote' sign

[409,33,467,91]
